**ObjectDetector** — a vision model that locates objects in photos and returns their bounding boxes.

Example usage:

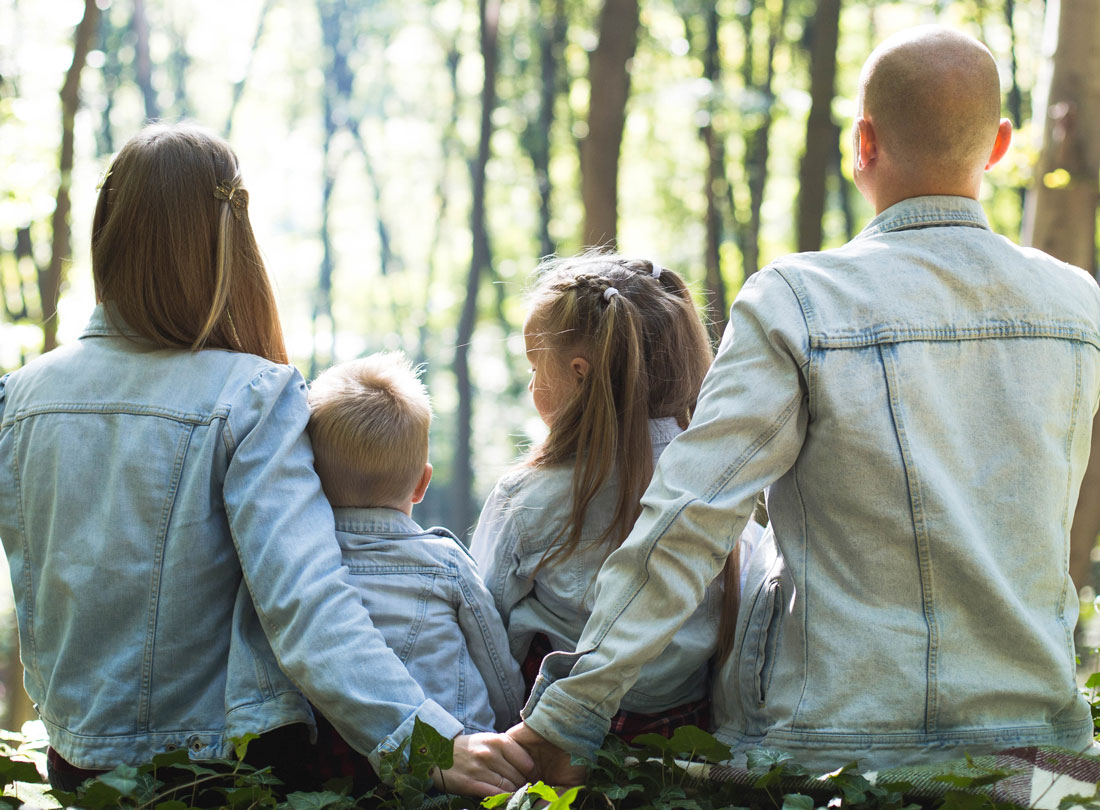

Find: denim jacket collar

[856,195,990,241]
[333,506,422,537]
[80,303,142,340]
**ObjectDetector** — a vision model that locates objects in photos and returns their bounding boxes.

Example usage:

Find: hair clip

[650,262,663,279]
[96,169,112,191]
[214,181,249,220]
[603,287,620,302]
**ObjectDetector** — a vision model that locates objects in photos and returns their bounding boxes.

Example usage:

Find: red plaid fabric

[521,632,713,743]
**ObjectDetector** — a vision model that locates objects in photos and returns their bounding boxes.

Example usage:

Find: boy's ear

[855,117,878,170]
[985,118,1012,170]
[570,356,590,380]
[411,462,433,505]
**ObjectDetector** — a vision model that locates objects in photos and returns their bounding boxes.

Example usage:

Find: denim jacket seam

[3,402,229,425]
[1056,345,1084,652]
[811,323,1100,350]
[138,424,196,730]
[8,420,44,697]
[454,569,523,718]
[879,343,939,732]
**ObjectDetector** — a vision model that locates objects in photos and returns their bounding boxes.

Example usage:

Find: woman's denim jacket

[333,507,524,733]
[0,306,462,770]
[523,197,1100,770]
[470,418,723,713]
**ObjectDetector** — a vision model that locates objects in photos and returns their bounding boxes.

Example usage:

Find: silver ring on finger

[497,774,506,790]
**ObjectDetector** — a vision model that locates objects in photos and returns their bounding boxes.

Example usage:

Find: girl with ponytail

[471,253,764,738]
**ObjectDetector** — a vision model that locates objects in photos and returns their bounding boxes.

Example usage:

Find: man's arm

[519,267,811,759]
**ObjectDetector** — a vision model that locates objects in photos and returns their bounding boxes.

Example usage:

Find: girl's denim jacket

[333,507,524,733]
[0,306,462,770]
[522,197,1100,771]
[470,418,724,713]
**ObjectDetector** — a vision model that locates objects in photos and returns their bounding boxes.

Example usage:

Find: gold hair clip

[214,181,249,220]
[96,169,112,191]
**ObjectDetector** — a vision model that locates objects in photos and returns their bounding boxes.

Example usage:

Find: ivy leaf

[664,725,733,762]
[408,718,454,772]
[98,763,140,797]
[0,754,44,785]
[75,778,125,809]
[1085,672,1100,689]
[631,733,672,755]
[153,801,189,810]
[283,789,350,810]
[938,789,993,810]
[602,783,644,800]
[526,781,560,802]
[747,748,795,773]
[150,748,192,769]
[545,785,581,810]
[481,792,512,808]
[781,794,815,810]
[232,733,261,761]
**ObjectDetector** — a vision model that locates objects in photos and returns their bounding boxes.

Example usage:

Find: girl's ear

[570,356,590,380]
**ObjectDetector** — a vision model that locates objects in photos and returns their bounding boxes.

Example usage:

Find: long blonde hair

[525,254,713,574]
[91,123,287,364]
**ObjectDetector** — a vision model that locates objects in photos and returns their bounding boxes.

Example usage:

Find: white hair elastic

[603,286,620,302]
[651,263,663,279]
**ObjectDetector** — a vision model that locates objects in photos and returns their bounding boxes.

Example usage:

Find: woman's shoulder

[493,462,575,504]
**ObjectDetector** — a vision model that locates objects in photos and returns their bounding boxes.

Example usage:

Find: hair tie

[650,262,663,279]
[214,181,249,220]
[603,286,620,302]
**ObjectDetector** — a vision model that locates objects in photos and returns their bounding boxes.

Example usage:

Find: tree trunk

[40,0,99,353]
[225,0,275,137]
[580,0,639,248]
[529,0,566,259]
[796,0,841,253]
[1021,0,1100,592]
[132,0,159,121]
[453,0,500,538]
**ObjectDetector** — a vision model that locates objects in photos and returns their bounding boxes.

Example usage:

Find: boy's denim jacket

[333,507,524,733]
[470,418,722,713]
[524,197,1100,770]
[0,306,462,770]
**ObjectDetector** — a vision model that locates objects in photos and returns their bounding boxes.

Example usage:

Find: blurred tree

[581,0,639,247]
[41,0,100,353]
[132,0,159,121]
[1022,0,1100,591]
[453,0,502,537]
[797,0,841,253]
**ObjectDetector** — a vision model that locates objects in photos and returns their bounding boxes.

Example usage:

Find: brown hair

[307,352,432,509]
[91,123,287,364]
[525,253,713,576]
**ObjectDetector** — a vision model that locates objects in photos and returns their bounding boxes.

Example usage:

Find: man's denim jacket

[334,507,524,733]
[0,306,462,770]
[470,418,722,713]
[524,197,1100,770]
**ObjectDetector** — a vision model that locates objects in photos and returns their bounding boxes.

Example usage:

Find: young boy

[307,352,524,735]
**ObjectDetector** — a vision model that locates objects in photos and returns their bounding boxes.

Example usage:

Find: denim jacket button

[164,742,178,751]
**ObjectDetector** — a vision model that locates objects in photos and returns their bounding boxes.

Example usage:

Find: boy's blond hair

[307,352,431,509]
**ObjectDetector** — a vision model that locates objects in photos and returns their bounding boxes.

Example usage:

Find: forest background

[1,0,1099,734]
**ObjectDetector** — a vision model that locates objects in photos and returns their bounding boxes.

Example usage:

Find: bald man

[509,26,1100,777]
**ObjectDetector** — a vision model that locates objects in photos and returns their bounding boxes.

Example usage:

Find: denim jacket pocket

[738,546,786,711]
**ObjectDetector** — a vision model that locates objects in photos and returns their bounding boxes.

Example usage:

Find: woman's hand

[431,732,536,797]
[505,722,586,787]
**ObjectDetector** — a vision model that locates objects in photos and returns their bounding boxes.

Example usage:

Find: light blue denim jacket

[470,418,723,713]
[333,507,524,733]
[0,305,463,770]
[524,196,1100,770]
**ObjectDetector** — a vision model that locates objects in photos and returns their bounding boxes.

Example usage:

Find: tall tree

[580,0,640,248]
[1022,0,1100,591]
[796,0,841,253]
[40,0,100,353]
[132,0,159,121]
[453,0,501,537]
[525,0,567,259]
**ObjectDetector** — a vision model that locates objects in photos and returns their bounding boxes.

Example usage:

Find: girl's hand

[431,732,536,797]
[505,722,587,787]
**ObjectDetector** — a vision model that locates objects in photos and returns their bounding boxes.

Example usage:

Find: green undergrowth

[3,716,1100,810]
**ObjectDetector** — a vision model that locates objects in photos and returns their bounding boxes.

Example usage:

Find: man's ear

[570,356,590,380]
[985,118,1012,170]
[855,117,878,170]
[411,462,433,505]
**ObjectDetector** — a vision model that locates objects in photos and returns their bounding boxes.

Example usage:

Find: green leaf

[408,718,454,772]
[545,785,581,810]
[746,748,795,773]
[76,778,125,809]
[165,762,221,777]
[602,783,644,799]
[631,733,672,754]
[232,732,261,761]
[0,796,23,809]
[46,788,79,807]
[481,792,512,808]
[664,725,733,762]
[937,789,994,810]
[0,755,44,785]
[150,748,192,769]
[1085,672,1100,689]
[97,763,140,797]
[526,781,560,802]
[154,800,189,810]
[283,789,350,810]
[781,794,815,810]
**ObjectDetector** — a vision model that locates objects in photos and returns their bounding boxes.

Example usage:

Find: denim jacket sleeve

[222,365,463,767]
[469,480,533,626]
[452,546,526,730]
[522,267,810,757]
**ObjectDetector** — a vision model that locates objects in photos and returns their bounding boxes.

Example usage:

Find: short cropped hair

[307,352,431,509]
